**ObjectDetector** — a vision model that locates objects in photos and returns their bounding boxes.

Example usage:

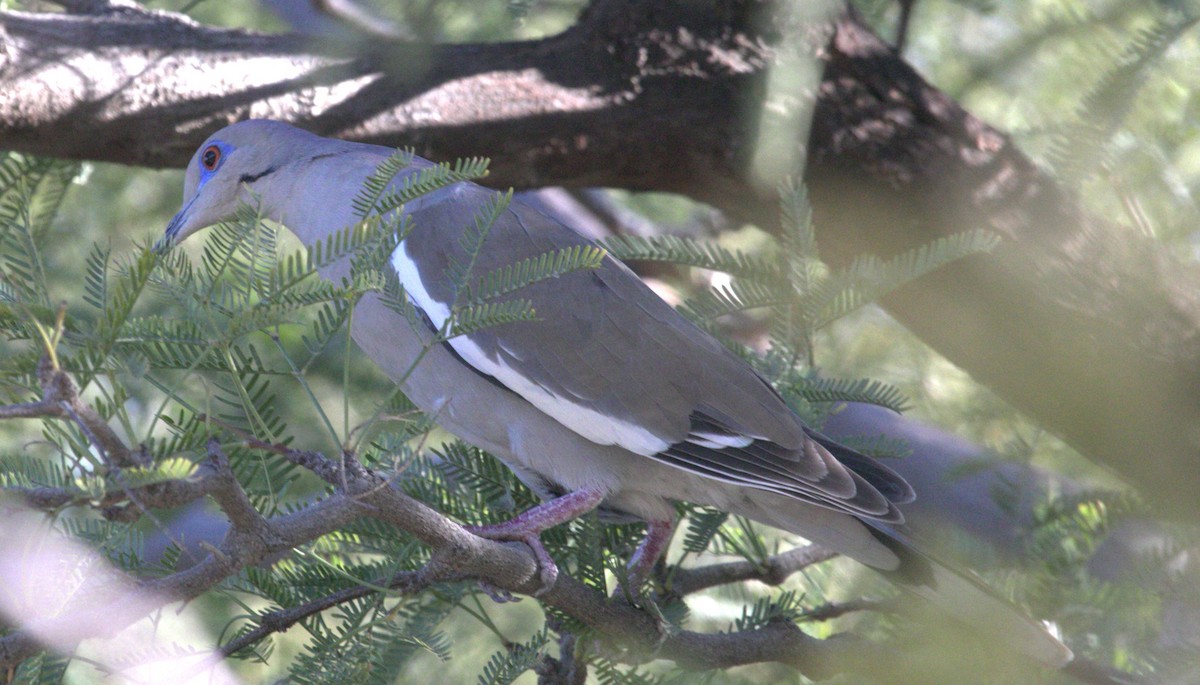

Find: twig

[799,597,897,622]
[534,631,586,685]
[29,358,140,468]
[0,400,63,420]
[670,544,838,596]
[201,412,342,483]
[203,440,272,536]
[894,0,916,52]
[9,476,213,519]
[218,569,429,659]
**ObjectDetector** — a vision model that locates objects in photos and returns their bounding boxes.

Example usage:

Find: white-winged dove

[161,120,1071,665]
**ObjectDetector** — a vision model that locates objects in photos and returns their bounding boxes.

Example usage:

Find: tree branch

[216,568,430,659]
[799,598,897,622]
[670,544,838,596]
[34,358,139,468]
[0,364,1081,683]
[8,476,212,518]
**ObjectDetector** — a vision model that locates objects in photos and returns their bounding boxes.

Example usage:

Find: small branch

[539,582,933,683]
[10,476,212,519]
[670,544,838,596]
[237,435,341,484]
[218,569,429,659]
[0,400,63,419]
[894,0,916,52]
[26,359,141,468]
[46,0,142,14]
[799,598,897,622]
[2,364,215,521]
[59,401,137,468]
[204,413,354,487]
[7,485,76,510]
[0,435,1071,684]
[535,631,586,685]
[0,366,1075,682]
[203,440,272,536]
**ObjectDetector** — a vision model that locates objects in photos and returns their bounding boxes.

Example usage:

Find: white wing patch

[391,241,671,456]
[687,431,754,449]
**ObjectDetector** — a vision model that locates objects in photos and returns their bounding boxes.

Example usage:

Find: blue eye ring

[201,144,221,171]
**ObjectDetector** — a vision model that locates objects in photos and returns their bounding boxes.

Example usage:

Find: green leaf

[602,234,780,281]
[476,630,548,685]
[353,151,490,218]
[790,375,910,414]
[118,457,199,489]
[807,229,1000,329]
[445,299,537,338]
[460,244,606,304]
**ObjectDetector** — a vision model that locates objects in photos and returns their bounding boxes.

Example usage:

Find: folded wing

[398,184,913,522]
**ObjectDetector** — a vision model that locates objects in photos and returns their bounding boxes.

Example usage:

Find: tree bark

[1,0,1197,513]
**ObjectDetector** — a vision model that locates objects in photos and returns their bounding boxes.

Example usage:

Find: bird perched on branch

[160,119,1071,666]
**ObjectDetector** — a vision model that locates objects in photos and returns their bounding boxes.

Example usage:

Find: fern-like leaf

[1050,13,1200,181]
[791,375,910,414]
[476,630,549,685]
[460,244,606,304]
[808,229,999,328]
[445,299,537,338]
[354,152,490,218]
[602,235,780,281]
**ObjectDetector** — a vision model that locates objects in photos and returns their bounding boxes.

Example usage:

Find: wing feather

[400,185,912,522]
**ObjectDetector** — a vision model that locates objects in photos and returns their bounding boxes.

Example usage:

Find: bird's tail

[730,493,1073,667]
[861,520,1073,666]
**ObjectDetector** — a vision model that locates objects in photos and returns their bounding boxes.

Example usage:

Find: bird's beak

[154,194,198,254]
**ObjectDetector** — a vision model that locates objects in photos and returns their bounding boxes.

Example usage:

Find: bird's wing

[399,184,912,521]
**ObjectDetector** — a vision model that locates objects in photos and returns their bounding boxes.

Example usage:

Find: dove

[160,120,1071,666]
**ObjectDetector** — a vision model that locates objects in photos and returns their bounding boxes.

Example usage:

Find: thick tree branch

[0,370,913,682]
[1,364,1090,683]
[805,13,1200,519]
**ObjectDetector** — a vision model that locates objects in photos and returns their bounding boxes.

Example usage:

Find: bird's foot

[637,595,676,650]
[612,518,676,599]
[464,488,604,597]
[466,525,560,596]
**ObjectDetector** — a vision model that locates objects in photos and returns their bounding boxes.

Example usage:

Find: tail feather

[731,492,1072,667]
[863,521,1073,667]
[806,428,916,504]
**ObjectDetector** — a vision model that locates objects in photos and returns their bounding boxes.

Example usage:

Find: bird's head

[157,119,303,251]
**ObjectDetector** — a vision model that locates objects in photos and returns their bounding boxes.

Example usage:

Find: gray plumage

[403,190,907,521]
[162,120,1071,666]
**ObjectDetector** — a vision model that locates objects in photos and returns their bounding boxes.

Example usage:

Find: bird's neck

[256,146,436,283]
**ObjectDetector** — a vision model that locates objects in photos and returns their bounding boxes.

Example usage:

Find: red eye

[201,145,221,171]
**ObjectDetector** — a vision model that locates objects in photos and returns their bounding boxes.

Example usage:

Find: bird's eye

[201,145,221,171]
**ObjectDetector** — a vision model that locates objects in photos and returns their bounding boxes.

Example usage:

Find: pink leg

[619,517,677,595]
[467,487,605,595]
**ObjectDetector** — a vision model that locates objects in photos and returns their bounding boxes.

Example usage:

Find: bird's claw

[466,525,559,597]
[635,594,674,651]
